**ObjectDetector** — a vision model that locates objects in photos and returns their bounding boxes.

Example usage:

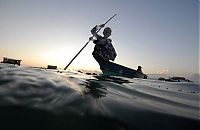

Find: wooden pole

[64,14,117,70]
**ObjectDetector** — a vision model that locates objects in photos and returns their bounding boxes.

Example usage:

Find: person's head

[137,66,142,71]
[103,27,112,38]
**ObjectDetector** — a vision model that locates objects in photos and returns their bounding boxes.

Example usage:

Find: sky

[0,0,199,77]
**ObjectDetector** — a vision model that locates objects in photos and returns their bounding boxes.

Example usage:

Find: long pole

[64,14,117,70]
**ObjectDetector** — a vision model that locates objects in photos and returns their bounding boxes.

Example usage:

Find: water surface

[0,63,199,129]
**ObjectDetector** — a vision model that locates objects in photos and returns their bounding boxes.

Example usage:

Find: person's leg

[93,56,105,70]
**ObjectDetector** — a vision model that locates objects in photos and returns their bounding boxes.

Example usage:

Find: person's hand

[89,36,94,41]
[99,24,105,28]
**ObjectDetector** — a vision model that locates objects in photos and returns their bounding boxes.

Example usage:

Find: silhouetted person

[137,66,143,73]
[90,24,117,66]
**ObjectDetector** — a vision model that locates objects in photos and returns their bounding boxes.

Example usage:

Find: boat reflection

[85,79,107,98]
[85,75,132,98]
[94,75,132,84]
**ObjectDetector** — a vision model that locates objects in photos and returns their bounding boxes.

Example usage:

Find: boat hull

[99,61,147,79]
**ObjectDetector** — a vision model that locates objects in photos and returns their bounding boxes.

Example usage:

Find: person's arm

[91,25,98,36]
[91,24,105,39]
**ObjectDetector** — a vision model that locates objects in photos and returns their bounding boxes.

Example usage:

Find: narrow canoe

[99,61,147,79]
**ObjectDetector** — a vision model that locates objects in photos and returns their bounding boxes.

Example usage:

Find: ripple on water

[0,63,199,130]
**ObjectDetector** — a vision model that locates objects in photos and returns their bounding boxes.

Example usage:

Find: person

[90,24,117,67]
[137,66,143,73]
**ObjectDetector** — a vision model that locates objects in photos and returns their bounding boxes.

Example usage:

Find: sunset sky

[0,0,199,76]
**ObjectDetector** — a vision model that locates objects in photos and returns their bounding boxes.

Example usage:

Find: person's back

[91,24,117,64]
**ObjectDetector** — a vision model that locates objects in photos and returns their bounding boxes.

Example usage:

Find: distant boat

[158,77,192,82]
[99,61,147,79]
[1,57,22,66]
[47,65,57,69]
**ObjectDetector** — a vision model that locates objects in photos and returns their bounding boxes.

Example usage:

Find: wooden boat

[1,57,22,66]
[99,61,147,79]
[47,65,57,69]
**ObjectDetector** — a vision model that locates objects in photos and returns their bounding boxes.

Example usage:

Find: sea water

[0,63,199,130]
